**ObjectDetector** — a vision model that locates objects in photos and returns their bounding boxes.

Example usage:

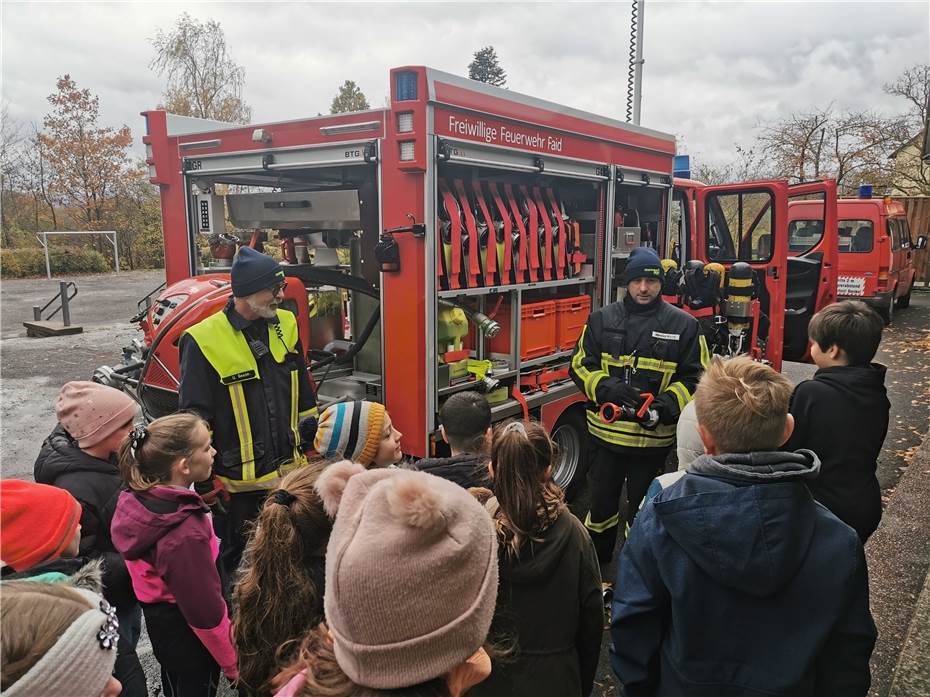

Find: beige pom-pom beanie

[315,461,498,689]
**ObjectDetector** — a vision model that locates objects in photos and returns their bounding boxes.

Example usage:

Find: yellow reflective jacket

[180,305,317,492]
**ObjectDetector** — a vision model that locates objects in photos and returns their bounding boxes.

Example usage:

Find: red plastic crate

[555,295,591,350]
[489,300,557,360]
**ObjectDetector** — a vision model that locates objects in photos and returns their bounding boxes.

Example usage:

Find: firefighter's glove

[596,379,641,409]
[196,476,230,514]
[640,409,661,430]
[298,415,319,452]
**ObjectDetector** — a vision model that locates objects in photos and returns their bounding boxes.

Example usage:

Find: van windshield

[838,219,873,253]
[788,219,824,253]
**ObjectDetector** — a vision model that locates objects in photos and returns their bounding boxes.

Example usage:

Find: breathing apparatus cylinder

[682,260,712,311]
[684,259,705,274]
[724,262,754,353]
[703,262,726,291]
[660,258,680,299]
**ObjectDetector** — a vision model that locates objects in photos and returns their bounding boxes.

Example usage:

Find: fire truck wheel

[896,287,911,309]
[551,407,588,501]
[878,292,894,325]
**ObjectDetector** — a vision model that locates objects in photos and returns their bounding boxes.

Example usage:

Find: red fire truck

[789,193,927,324]
[96,66,835,493]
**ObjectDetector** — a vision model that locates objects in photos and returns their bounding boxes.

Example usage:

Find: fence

[902,198,930,285]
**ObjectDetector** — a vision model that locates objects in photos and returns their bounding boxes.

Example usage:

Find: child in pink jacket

[111,413,236,696]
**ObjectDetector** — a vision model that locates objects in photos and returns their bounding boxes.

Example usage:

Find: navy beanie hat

[621,246,664,284]
[231,247,285,298]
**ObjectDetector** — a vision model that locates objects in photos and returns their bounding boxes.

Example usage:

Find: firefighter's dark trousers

[584,443,669,566]
[216,490,267,587]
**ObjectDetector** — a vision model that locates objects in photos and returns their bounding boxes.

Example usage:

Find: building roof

[889,131,923,159]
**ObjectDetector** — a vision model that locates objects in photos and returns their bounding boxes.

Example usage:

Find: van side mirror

[916,235,928,251]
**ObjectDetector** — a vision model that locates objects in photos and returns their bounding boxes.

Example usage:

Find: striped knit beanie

[314,401,386,466]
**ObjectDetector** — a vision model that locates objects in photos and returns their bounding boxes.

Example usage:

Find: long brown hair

[233,463,333,696]
[489,420,565,556]
[117,412,205,491]
[271,624,449,697]
[1,582,93,689]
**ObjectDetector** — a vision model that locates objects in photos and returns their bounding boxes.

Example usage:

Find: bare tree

[758,107,832,182]
[757,106,908,194]
[692,145,773,185]
[151,13,252,123]
[882,63,930,195]
[0,104,23,245]
[22,124,59,232]
[884,64,930,131]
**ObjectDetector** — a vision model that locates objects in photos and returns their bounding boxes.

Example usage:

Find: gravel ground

[2,272,928,696]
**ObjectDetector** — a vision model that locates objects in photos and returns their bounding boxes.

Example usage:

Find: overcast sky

[2,2,927,167]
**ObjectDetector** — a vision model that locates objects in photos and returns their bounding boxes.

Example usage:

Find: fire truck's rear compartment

[429,157,669,475]
[185,162,384,407]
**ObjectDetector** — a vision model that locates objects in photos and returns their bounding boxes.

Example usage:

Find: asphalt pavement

[1,272,928,696]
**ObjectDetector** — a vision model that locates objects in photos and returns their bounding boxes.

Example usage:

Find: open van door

[695,181,788,371]
[783,179,838,361]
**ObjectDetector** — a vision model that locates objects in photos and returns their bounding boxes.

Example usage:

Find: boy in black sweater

[413,391,493,489]
[785,301,890,543]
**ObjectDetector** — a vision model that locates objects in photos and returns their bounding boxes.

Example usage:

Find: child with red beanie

[34,380,147,697]
[0,479,82,576]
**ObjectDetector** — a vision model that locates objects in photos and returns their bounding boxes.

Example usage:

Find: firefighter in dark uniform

[570,246,708,568]
[178,246,318,579]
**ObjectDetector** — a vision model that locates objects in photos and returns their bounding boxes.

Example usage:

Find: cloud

[2,1,926,168]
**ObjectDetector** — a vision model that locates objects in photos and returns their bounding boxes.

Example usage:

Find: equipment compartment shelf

[488,381,578,420]
[521,349,574,369]
[437,276,595,298]
[437,370,518,397]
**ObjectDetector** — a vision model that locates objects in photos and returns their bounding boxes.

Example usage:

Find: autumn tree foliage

[329,80,370,114]
[0,78,164,273]
[468,46,507,87]
[151,13,252,123]
[39,75,133,230]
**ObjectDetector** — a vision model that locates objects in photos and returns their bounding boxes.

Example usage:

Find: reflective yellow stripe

[659,370,673,392]
[571,327,609,401]
[218,469,279,493]
[666,381,691,411]
[228,383,255,481]
[600,354,677,375]
[586,411,676,448]
[290,370,302,463]
[587,373,605,402]
[298,405,319,419]
[217,459,305,493]
[699,335,710,368]
[585,510,620,533]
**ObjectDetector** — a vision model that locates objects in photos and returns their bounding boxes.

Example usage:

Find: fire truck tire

[878,292,894,325]
[550,406,589,501]
[896,286,911,309]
